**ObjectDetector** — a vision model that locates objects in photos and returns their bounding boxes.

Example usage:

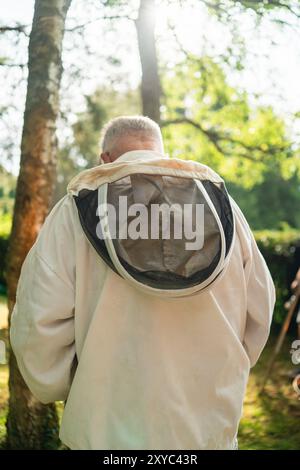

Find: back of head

[100,115,164,162]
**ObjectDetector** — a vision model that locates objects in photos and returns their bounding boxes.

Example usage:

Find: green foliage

[237,0,300,16]
[0,166,15,220]
[254,229,300,324]
[159,56,300,230]
[227,170,300,230]
[0,211,12,292]
[254,228,300,252]
[0,213,12,239]
[72,92,108,169]
[161,56,297,188]
[69,86,140,170]
[55,87,141,200]
[0,209,11,292]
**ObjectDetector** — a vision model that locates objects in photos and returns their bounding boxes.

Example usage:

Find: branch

[266,0,300,18]
[0,25,29,35]
[66,15,132,32]
[202,1,228,15]
[237,0,300,18]
[161,117,288,162]
[0,62,27,68]
[161,118,253,160]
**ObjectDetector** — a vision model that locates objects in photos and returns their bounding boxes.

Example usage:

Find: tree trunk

[135,0,162,123]
[5,0,72,449]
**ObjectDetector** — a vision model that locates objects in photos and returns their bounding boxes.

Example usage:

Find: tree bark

[5,0,72,449]
[135,0,162,124]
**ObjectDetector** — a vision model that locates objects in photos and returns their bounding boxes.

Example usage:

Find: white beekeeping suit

[10,150,275,450]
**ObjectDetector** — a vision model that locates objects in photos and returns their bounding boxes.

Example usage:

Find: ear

[99,151,111,164]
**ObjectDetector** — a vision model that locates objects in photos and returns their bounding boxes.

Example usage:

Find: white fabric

[67,149,224,197]
[10,150,275,450]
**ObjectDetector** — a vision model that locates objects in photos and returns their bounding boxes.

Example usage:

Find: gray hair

[100,115,164,152]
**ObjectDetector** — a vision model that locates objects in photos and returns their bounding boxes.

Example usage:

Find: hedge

[254,230,300,325]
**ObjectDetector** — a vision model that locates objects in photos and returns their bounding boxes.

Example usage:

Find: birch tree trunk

[5,0,72,449]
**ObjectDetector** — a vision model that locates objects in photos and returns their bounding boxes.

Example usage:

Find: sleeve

[231,198,276,368]
[10,195,77,404]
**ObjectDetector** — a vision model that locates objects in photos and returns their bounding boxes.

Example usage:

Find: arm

[10,195,77,404]
[231,198,276,368]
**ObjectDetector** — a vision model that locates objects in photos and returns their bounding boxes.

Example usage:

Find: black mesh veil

[74,173,234,293]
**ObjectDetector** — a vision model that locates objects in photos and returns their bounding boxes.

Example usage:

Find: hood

[68,150,235,298]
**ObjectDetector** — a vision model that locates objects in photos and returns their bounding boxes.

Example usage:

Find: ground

[0,294,299,450]
[238,336,300,450]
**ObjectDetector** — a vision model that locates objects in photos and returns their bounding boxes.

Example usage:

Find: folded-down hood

[67,150,235,298]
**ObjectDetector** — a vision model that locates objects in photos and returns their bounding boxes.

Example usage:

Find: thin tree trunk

[5,0,72,449]
[135,0,162,123]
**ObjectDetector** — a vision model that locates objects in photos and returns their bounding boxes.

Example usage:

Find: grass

[238,335,300,450]
[0,328,299,450]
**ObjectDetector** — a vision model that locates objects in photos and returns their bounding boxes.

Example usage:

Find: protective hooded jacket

[10,149,275,450]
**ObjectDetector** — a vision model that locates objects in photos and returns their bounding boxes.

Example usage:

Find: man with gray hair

[99,115,164,163]
[10,114,275,450]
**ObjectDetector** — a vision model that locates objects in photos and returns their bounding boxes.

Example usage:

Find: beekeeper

[10,115,275,450]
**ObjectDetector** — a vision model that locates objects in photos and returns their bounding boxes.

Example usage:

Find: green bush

[254,229,300,325]
[0,213,11,239]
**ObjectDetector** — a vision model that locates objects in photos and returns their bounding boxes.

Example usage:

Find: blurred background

[0,0,300,450]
